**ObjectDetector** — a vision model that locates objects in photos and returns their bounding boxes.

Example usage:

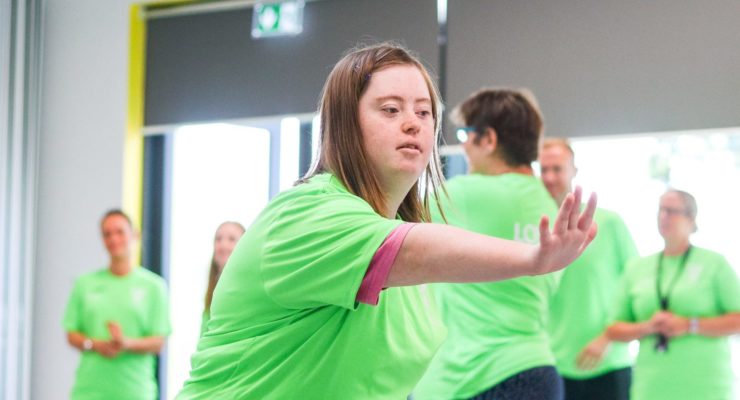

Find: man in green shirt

[415,88,564,399]
[63,210,171,400]
[540,139,637,400]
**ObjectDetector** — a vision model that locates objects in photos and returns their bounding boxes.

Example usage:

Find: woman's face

[658,192,694,241]
[101,215,134,258]
[357,64,435,190]
[213,223,244,270]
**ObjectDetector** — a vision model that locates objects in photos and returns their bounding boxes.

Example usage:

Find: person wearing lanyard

[605,190,740,400]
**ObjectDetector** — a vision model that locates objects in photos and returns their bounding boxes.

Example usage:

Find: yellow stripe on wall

[124,0,200,263]
[124,3,146,263]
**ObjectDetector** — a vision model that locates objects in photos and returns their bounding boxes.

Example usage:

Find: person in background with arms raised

[540,138,637,400]
[63,209,171,400]
[605,190,740,400]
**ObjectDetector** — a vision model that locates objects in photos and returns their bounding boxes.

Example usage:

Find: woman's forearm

[386,190,596,287]
[66,331,88,351]
[121,336,165,354]
[690,313,740,337]
[606,321,654,342]
[386,223,538,287]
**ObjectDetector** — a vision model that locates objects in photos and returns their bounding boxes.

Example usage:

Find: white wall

[31,1,136,398]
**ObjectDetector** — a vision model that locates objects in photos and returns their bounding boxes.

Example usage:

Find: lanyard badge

[654,246,692,353]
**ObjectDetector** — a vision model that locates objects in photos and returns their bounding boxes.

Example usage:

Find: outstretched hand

[533,187,597,275]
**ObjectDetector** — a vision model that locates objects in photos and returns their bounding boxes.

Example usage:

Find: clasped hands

[92,321,129,358]
[646,310,690,337]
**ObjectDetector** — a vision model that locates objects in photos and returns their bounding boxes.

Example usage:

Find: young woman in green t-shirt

[200,221,245,336]
[606,190,740,400]
[178,43,598,399]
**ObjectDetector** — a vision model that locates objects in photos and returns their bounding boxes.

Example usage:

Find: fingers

[576,352,588,369]
[553,193,574,235]
[576,349,598,370]
[568,186,582,229]
[554,188,597,234]
[578,192,598,231]
[578,223,598,253]
[98,342,121,358]
[538,215,551,244]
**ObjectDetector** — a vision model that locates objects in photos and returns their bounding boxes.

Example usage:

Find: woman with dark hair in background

[606,190,740,400]
[200,221,245,336]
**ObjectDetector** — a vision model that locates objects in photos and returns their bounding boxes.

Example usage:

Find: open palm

[535,187,598,274]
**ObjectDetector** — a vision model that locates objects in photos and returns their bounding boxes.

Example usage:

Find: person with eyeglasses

[414,88,569,400]
[605,190,740,400]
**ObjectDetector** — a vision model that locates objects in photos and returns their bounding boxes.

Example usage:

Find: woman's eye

[417,110,432,117]
[382,107,399,114]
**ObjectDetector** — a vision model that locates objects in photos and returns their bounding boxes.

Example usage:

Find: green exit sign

[252,1,305,39]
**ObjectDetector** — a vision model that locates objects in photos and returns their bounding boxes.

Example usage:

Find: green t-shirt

[548,208,638,379]
[199,310,210,338]
[177,173,446,399]
[414,173,560,399]
[612,246,740,400]
[62,267,171,400]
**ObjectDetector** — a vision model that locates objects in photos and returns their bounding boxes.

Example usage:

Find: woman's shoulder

[132,267,168,288]
[273,173,376,213]
[74,267,109,284]
[689,245,724,259]
[624,252,659,274]
[689,246,732,269]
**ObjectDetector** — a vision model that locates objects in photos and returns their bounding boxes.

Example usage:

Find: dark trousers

[563,367,631,400]
[469,366,564,400]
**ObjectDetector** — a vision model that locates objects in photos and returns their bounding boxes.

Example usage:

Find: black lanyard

[655,245,692,311]
[654,245,692,353]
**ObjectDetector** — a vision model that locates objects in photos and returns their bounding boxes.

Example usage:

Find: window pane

[166,123,271,397]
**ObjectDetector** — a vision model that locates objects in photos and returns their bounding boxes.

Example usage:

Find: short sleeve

[62,278,82,332]
[610,265,636,323]
[260,191,403,310]
[148,278,172,336]
[714,257,740,313]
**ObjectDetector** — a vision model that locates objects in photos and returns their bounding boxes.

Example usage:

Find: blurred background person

[415,88,566,400]
[606,190,740,400]
[62,209,171,400]
[541,138,637,400]
[201,221,245,336]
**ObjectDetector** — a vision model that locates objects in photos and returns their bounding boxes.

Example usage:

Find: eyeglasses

[456,126,476,143]
[658,207,689,217]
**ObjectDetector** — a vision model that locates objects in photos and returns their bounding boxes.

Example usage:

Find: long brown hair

[204,221,246,313]
[300,42,446,223]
